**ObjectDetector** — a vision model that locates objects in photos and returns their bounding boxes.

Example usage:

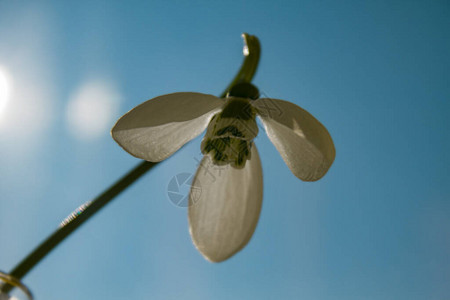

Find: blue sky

[0,0,449,299]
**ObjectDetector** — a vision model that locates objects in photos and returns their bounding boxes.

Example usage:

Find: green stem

[220,33,261,98]
[3,32,261,289]
[9,161,156,281]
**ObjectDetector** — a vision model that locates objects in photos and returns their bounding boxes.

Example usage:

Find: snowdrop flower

[111,82,335,262]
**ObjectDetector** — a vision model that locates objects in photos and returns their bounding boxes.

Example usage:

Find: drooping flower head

[112,82,335,262]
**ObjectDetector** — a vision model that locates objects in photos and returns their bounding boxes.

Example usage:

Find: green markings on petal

[202,137,253,168]
[201,97,258,168]
[215,125,244,137]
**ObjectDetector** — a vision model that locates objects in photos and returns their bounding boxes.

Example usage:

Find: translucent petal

[188,145,263,262]
[112,92,224,162]
[253,98,335,181]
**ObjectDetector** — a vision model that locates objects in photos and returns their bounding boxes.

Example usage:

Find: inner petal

[201,97,258,168]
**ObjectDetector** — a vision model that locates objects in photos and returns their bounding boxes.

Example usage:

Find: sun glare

[0,67,10,115]
[66,80,121,141]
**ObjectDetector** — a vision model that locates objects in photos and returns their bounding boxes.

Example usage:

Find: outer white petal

[253,98,335,181]
[188,145,263,262]
[112,92,224,162]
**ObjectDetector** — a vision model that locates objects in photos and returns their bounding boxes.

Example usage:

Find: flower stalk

[1,33,261,291]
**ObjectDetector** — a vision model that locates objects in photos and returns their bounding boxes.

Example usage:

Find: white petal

[188,145,263,262]
[253,98,335,181]
[112,92,224,162]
